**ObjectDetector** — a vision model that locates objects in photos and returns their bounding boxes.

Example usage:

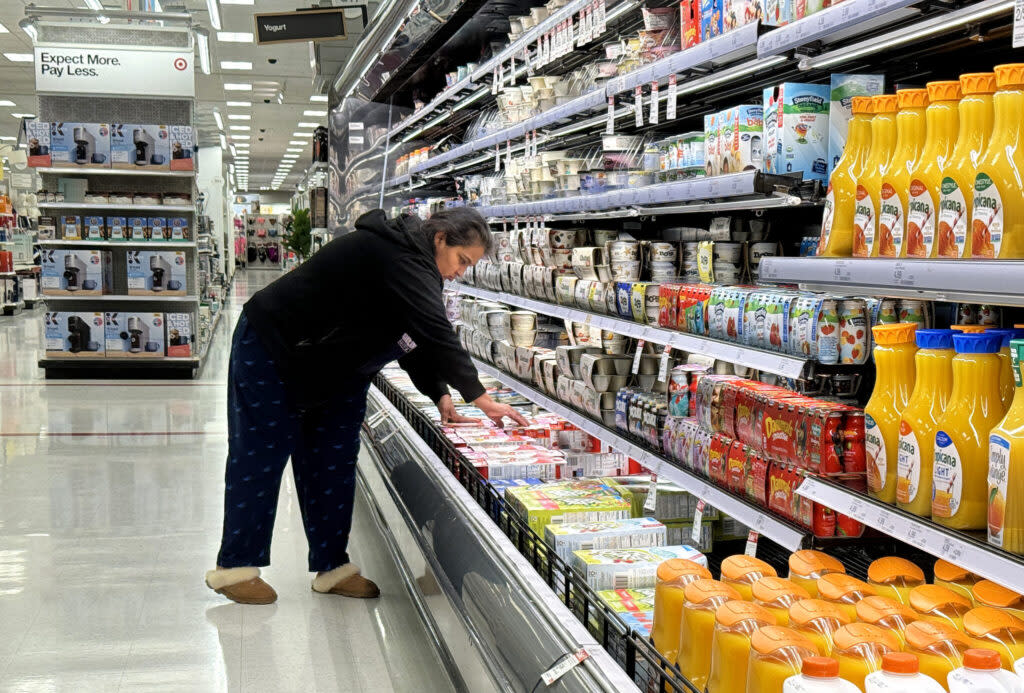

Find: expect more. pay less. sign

[34,46,195,98]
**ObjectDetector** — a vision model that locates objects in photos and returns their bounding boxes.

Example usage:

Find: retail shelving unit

[242,213,286,272]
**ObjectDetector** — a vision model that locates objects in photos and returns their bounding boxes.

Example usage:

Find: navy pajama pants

[216,313,369,573]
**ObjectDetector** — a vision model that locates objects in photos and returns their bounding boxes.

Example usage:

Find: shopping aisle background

[0,272,454,692]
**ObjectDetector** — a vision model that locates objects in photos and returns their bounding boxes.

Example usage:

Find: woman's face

[434,235,486,281]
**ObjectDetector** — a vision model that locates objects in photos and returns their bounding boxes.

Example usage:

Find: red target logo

[173,57,188,71]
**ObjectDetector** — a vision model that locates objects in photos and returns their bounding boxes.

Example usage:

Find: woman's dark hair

[421,207,493,254]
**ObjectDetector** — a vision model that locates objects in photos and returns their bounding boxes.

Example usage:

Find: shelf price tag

[546,30,553,63]
[495,144,501,172]
[606,96,616,135]
[657,344,672,382]
[597,0,607,35]
[536,35,544,67]
[524,47,533,76]
[691,499,706,545]
[644,473,658,514]
[492,66,500,95]
[667,75,678,120]
[532,129,539,158]
[632,339,645,374]
[540,648,590,686]
[745,530,760,557]
[506,139,513,170]
[649,81,659,125]
[634,86,644,127]
[508,55,515,85]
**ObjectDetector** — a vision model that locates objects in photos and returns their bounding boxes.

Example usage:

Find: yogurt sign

[34,46,195,97]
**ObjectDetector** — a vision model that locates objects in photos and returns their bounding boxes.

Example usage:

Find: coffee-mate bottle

[987,338,1024,553]
[933,333,1007,529]
[877,88,929,257]
[819,96,874,256]
[897,329,956,516]
[938,73,997,258]
[866,324,918,504]
[854,95,899,257]
[906,81,962,257]
[971,64,1024,259]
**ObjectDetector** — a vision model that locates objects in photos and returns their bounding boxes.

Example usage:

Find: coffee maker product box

[62,215,82,241]
[168,125,195,171]
[41,249,113,295]
[104,312,166,357]
[50,122,111,168]
[38,216,57,240]
[107,217,128,241]
[828,74,884,177]
[44,311,105,357]
[168,217,189,241]
[126,217,148,241]
[110,124,169,170]
[25,120,52,167]
[149,217,167,241]
[127,249,186,295]
[763,82,830,182]
[165,312,195,357]
[84,215,105,240]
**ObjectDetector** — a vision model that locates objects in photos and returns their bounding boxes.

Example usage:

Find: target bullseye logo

[173,57,188,71]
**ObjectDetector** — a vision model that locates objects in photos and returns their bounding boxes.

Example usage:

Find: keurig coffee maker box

[168,125,195,171]
[104,312,166,357]
[25,120,51,167]
[44,311,105,357]
[50,122,111,168]
[165,312,194,357]
[127,250,186,295]
[110,124,169,170]
[40,249,113,295]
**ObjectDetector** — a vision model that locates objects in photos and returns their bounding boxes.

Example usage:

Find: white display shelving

[42,295,200,303]
[31,167,195,178]
[38,202,195,213]
[756,0,920,56]
[39,240,196,249]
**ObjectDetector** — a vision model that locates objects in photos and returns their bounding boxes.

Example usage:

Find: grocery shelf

[797,476,1024,596]
[757,0,920,57]
[38,240,197,248]
[383,173,412,189]
[758,257,1024,307]
[37,203,194,213]
[38,355,199,365]
[41,294,200,303]
[471,357,810,551]
[32,167,196,178]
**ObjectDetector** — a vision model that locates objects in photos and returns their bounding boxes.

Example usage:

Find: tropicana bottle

[937,72,997,258]
[905,81,962,257]
[866,323,919,504]
[818,96,874,256]
[877,88,929,257]
[853,94,899,257]
[987,338,1024,553]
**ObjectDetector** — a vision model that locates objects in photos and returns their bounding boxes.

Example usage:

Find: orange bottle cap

[751,625,821,655]
[871,323,918,345]
[832,623,903,653]
[960,72,997,95]
[715,599,776,628]
[721,555,778,583]
[994,64,1024,88]
[964,648,1002,670]
[953,324,989,333]
[897,88,929,109]
[818,573,877,601]
[882,652,920,674]
[963,606,1024,637]
[934,559,976,583]
[789,550,846,580]
[685,578,742,605]
[867,557,926,586]
[802,656,839,678]
[789,599,853,626]
[905,620,971,652]
[657,558,713,583]
[753,576,812,604]
[873,94,899,113]
[910,584,973,614]
[972,580,1024,609]
[927,80,963,102]
[855,595,916,624]
[851,96,875,115]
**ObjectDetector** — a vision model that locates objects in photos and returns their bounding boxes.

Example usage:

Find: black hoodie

[243,209,485,409]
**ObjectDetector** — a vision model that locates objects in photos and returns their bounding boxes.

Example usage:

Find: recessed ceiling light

[226,101,251,107]
[291,132,311,137]
[10,112,35,118]
[288,140,306,145]
[229,125,250,131]
[3,53,33,62]
[221,0,255,4]
[0,100,14,107]
[228,114,251,121]
[235,144,250,149]
[297,122,320,127]
[232,134,251,140]
[217,32,253,42]
[220,61,252,70]
[286,148,303,153]
[224,83,252,91]
[303,110,327,117]
[310,95,328,102]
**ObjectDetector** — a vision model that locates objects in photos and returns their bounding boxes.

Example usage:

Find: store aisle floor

[0,272,455,693]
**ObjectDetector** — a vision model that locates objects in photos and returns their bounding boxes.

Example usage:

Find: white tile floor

[0,271,455,692]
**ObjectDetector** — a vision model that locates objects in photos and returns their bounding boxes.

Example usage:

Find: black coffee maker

[133,128,154,165]
[150,255,171,291]
[123,316,148,352]
[63,254,86,291]
[67,315,91,353]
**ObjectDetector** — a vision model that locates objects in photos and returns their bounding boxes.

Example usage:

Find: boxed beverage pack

[43,311,105,357]
[106,217,128,241]
[103,312,166,357]
[84,216,105,240]
[504,478,633,536]
[127,250,187,295]
[596,588,656,637]
[763,82,830,182]
[723,105,764,173]
[127,217,148,241]
[61,215,82,241]
[149,217,167,241]
[704,112,721,177]
[168,125,195,171]
[167,217,189,241]
[571,545,707,590]
[50,122,111,168]
[40,249,113,295]
[25,120,51,167]
[110,124,169,170]
[165,312,195,357]
[828,74,885,177]
[544,518,667,561]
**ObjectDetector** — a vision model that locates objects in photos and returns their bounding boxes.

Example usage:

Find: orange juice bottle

[905,81,963,257]
[854,95,899,257]
[855,595,917,645]
[867,324,919,503]
[898,329,956,516]
[819,96,875,257]
[986,329,1024,414]
[832,623,903,690]
[933,332,1007,529]
[817,574,878,623]
[937,72,997,258]
[789,600,853,657]
[989,338,1024,552]
[971,64,1024,259]
[972,581,1024,622]
[866,557,926,604]
[746,626,820,693]
[652,558,713,661]
[934,560,983,603]
[721,555,778,601]
[904,620,972,686]
[678,579,743,686]
[753,577,811,626]
[910,584,974,632]
[963,607,1024,671]
[877,88,929,257]
[788,550,846,599]
[708,600,776,693]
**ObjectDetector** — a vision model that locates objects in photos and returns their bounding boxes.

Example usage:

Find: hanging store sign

[34,46,195,97]
[254,9,349,45]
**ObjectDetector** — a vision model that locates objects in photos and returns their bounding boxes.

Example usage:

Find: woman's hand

[437,394,481,425]
[472,393,530,428]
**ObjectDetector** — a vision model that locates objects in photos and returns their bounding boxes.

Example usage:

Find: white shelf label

[634,86,644,127]
[606,96,615,135]
[745,530,760,557]
[667,75,677,120]
[692,499,706,545]
[632,340,645,374]
[649,81,659,125]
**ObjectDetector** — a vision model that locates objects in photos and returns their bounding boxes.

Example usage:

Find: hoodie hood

[354,209,439,281]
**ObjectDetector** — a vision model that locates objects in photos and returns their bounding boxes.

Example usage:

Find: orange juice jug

[819,96,875,257]
[652,558,714,661]
[708,600,777,693]
[867,556,926,604]
[972,581,1024,622]
[910,584,974,632]
[855,595,917,645]
[817,574,878,623]
[964,607,1024,671]
[877,88,929,257]
[746,625,820,693]
[867,323,919,503]
[865,652,948,693]
[782,656,861,693]
[971,64,1024,259]
[721,554,778,601]
[897,329,956,516]
[753,577,812,626]
[678,579,743,686]
[988,338,1024,552]
[832,622,903,691]
[934,560,983,603]
[854,94,899,257]
[933,333,1007,529]
[788,550,846,599]
[789,599,853,656]
[938,72,996,258]
[905,81,963,257]
[985,329,1024,414]
[905,619,972,689]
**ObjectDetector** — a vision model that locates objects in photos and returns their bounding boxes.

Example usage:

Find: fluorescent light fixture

[213,108,223,130]
[232,134,251,140]
[0,136,16,141]
[0,22,8,33]
[229,125,251,131]
[283,155,299,159]
[18,19,37,42]
[303,110,327,117]
[292,131,312,137]
[289,140,306,145]
[235,144,250,149]
[3,53,33,62]
[218,133,227,149]
[10,112,35,118]
[206,0,222,30]
[310,95,328,102]
[450,87,490,114]
[676,55,788,97]
[297,122,320,128]
[196,28,211,75]
[83,0,102,9]
[226,101,251,107]
[217,32,253,42]
[0,100,14,107]
[224,83,253,91]
[286,148,303,152]
[228,114,251,120]
[221,0,255,4]
[220,61,252,70]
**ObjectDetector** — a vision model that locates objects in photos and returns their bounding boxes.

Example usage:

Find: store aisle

[0,272,455,693]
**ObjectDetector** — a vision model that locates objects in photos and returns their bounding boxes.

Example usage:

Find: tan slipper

[205,567,278,605]
[311,564,380,599]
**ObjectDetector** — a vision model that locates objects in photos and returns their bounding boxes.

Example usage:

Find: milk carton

[763,82,830,182]
[828,74,885,177]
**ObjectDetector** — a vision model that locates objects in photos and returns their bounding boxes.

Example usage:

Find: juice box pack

[544,517,667,561]
[596,588,656,637]
[504,478,633,536]
[571,545,707,590]
[763,82,830,183]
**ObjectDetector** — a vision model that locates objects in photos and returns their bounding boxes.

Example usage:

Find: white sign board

[34,46,195,98]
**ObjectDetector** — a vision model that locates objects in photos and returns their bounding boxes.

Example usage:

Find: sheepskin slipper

[311,564,380,598]
[205,567,278,605]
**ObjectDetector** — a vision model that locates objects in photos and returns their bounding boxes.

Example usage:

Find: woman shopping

[205,207,527,605]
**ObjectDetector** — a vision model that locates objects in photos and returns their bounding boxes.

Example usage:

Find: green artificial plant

[286,207,312,260]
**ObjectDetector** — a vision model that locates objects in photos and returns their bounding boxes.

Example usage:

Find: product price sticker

[692,499,706,544]
[634,86,644,127]
[524,47,533,75]
[492,66,500,95]
[644,473,658,513]
[540,648,590,686]
[606,96,615,135]
[632,340,645,374]
[649,81,659,125]
[667,75,677,120]
[745,530,760,557]
[657,344,672,382]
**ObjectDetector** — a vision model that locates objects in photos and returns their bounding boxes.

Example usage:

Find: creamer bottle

[854,95,899,257]
[832,623,903,691]
[652,558,713,661]
[934,560,983,603]
[877,88,929,257]
[972,581,1024,623]
[677,579,742,686]
[971,64,1024,259]
[898,329,956,516]
[904,619,972,687]
[789,599,853,657]
[855,595,918,646]
[910,584,975,632]
[817,573,878,623]
[989,338,1024,553]
[963,607,1024,671]
[933,333,1007,529]
[783,656,860,693]
[707,600,776,693]
[746,626,820,693]
[867,323,919,503]
[819,96,874,256]
[788,550,846,599]
[938,73,996,258]
[753,576,812,626]
[906,81,962,257]
[866,652,948,693]
[721,554,778,601]
[948,648,1024,693]
[866,556,926,604]
[985,329,1024,412]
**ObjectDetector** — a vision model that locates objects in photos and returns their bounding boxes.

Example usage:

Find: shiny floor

[0,271,454,692]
